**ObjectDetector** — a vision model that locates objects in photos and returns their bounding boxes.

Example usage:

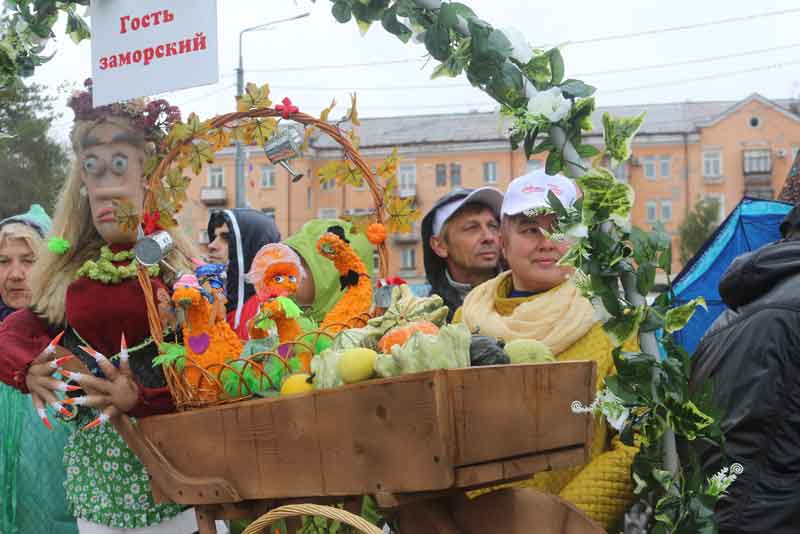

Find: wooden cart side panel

[315,370,454,495]
[449,361,596,466]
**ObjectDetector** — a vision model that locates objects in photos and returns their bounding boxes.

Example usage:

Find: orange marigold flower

[366,222,387,245]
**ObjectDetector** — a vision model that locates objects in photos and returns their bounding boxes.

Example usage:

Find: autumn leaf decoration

[384,195,420,234]
[112,198,140,233]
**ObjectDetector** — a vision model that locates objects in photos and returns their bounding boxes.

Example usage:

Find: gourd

[469,336,510,366]
[377,320,439,352]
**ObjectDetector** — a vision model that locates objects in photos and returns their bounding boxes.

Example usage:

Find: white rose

[502,27,534,64]
[524,81,538,100]
[527,87,571,123]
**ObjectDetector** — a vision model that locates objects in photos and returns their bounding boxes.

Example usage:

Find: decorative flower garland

[77,246,159,285]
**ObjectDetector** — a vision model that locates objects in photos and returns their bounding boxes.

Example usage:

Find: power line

[603,59,800,94]
[568,7,800,46]
[575,42,800,77]
[247,57,426,73]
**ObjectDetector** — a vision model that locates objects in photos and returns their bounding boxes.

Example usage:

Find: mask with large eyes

[83,156,100,175]
[110,154,128,175]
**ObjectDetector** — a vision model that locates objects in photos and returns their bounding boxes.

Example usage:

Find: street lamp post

[235,12,310,208]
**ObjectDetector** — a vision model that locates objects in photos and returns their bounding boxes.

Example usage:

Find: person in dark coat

[421,187,503,320]
[690,205,800,534]
[206,209,281,331]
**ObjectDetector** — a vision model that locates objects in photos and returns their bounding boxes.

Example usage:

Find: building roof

[311,94,800,150]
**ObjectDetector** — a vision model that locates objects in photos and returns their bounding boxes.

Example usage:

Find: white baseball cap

[501,170,578,217]
[432,187,504,236]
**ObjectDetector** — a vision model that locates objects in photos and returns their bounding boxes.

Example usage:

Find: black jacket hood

[718,238,800,310]
[207,209,281,323]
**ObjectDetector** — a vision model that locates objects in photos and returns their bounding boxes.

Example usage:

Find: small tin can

[134,230,174,266]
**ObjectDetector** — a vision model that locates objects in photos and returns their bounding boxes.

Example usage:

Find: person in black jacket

[421,187,503,320]
[206,209,281,330]
[690,205,800,534]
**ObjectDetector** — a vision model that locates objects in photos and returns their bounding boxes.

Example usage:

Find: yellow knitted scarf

[461,272,596,355]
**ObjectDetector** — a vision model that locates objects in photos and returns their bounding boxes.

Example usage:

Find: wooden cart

[115,361,604,533]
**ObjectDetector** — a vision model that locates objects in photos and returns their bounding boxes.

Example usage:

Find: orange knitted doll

[317,226,372,334]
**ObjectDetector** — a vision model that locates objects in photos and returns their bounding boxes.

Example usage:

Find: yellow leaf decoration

[237,82,272,112]
[163,168,190,204]
[342,213,374,235]
[206,128,231,151]
[319,98,337,122]
[112,198,140,233]
[153,188,179,228]
[384,195,421,234]
[377,148,399,184]
[143,155,162,179]
[166,112,208,146]
[317,160,364,188]
[346,93,360,126]
[236,118,278,147]
[181,141,215,175]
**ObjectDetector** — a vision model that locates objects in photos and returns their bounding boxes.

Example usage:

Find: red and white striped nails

[62,396,89,406]
[49,354,75,369]
[119,333,129,364]
[60,370,85,383]
[37,408,53,430]
[82,413,110,431]
[55,382,82,393]
[79,345,109,363]
[42,331,65,356]
[50,401,72,418]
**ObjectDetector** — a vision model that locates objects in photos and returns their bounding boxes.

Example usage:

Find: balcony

[392,232,420,244]
[397,187,417,198]
[200,186,228,206]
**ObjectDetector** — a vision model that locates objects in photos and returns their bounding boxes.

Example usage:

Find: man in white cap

[455,170,638,530]
[421,187,504,320]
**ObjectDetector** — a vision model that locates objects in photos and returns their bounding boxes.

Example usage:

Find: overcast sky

[34,0,800,143]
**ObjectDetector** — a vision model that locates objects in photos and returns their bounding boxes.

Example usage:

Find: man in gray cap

[421,187,503,320]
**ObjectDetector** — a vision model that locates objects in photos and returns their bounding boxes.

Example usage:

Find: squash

[469,336,509,366]
[377,320,439,352]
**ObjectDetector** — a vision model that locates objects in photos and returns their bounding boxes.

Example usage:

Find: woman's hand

[25,337,81,429]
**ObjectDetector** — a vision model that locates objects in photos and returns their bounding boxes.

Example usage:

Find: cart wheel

[242,503,383,534]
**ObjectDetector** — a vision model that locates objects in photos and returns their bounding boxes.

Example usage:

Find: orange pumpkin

[377,320,439,353]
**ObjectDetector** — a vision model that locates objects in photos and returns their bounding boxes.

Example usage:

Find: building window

[703,150,722,178]
[198,230,209,244]
[645,201,657,223]
[261,207,276,219]
[526,159,543,173]
[318,207,338,219]
[743,149,771,174]
[398,164,417,196]
[643,156,657,180]
[373,251,380,271]
[483,162,498,184]
[660,156,671,178]
[702,193,726,222]
[749,116,761,129]
[260,165,276,189]
[208,166,224,188]
[660,200,672,222]
[435,164,447,187]
[401,248,416,270]
[613,163,628,183]
[450,163,462,187]
[306,187,313,209]
[321,178,335,191]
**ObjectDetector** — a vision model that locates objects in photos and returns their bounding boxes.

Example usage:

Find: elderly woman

[0,204,78,534]
[456,171,638,530]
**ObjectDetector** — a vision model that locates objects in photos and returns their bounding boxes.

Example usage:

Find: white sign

[90,0,218,106]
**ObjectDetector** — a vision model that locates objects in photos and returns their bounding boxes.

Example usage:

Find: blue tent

[672,197,793,354]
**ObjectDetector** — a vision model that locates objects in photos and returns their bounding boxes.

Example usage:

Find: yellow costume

[457,272,637,530]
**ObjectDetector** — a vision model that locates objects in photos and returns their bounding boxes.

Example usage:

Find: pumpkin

[377,320,439,353]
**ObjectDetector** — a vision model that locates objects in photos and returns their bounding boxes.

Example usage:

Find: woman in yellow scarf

[455,170,637,531]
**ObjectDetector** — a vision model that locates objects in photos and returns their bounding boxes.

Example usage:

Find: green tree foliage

[0,81,68,219]
[678,199,720,264]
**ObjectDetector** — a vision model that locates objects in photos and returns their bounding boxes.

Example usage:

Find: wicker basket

[242,504,382,534]
[137,107,387,410]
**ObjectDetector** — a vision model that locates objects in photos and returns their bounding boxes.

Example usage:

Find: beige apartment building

[179,93,800,284]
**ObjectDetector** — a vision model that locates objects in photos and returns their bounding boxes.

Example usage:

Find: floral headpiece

[67,79,181,142]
